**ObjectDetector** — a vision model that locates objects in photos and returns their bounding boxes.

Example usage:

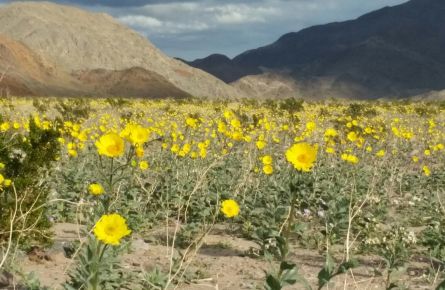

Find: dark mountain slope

[187,54,258,83]
[187,0,445,98]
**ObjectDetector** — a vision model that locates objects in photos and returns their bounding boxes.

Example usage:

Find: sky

[2,0,409,60]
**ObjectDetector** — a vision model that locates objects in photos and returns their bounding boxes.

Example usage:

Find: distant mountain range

[1,0,445,99]
[186,0,445,99]
[0,2,244,98]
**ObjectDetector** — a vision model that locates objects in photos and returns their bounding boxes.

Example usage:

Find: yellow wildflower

[135,147,144,158]
[325,147,335,154]
[341,153,359,164]
[95,133,125,158]
[129,125,149,145]
[423,165,431,177]
[306,121,316,131]
[263,164,273,175]
[285,143,318,172]
[324,128,338,138]
[376,150,385,157]
[261,155,273,165]
[220,199,240,218]
[89,183,104,195]
[256,140,267,150]
[230,119,241,128]
[186,117,198,128]
[139,161,149,171]
[0,122,10,132]
[347,132,358,142]
[93,214,131,246]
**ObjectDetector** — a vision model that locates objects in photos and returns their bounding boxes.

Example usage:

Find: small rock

[132,239,150,251]
[27,246,53,263]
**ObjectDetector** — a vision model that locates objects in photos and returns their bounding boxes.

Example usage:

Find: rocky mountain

[0,35,84,97]
[0,1,243,98]
[72,68,191,98]
[231,73,300,100]
[187,54,251,83]
[187,0,445,98]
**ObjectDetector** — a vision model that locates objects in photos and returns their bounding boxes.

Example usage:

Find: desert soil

[10,223,437,290]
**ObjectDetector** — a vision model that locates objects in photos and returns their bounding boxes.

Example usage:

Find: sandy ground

[10,223,438,290]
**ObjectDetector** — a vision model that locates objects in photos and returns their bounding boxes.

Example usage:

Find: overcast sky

[2,0,409,60]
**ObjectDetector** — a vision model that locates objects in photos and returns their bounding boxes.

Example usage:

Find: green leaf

[337,259,358,274]
[281,268,298,286]
[279,261,296,272]
[317,267,331,289]
[317,253,335,288]
[387,282,398,289]
[265,274,282,290]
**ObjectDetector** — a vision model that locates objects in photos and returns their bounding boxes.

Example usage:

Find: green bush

[0,117,60,248]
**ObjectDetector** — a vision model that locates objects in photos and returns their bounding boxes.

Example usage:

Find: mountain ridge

[186,0,445,98]
[0,1,244,98]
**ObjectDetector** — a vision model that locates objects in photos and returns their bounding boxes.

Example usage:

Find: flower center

[105,225,116,236]
[107,144,119,154]
[297,154,308,163]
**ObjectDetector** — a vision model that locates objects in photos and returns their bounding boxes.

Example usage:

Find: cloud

[8,0,181,7]
[2,0,410,59]
[7,0,266,7]
[118,15,162,29]
[113,1,279,36]
[206,5,279,24]
[111,0,407,59]
[117,15,209,34]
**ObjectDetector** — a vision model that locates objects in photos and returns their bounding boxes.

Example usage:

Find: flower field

[0,97,444,290]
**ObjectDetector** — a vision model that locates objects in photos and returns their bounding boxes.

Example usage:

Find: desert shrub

[55,98,92,120]
[344,102,378,117]
[105,97,130,108]
[0,117,60,248]
[278,98,304,114]
[32,99,47,114]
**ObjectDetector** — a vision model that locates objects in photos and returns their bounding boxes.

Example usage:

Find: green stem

[99,243,108,261]
[283,197,296,261]
[282,173,299,262]
[109,158,114,190]
[91,242,108,290]
[91,241,100,290]
[102,158,115,214]
[385,268,392,290]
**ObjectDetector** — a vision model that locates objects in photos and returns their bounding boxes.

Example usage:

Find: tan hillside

[232,73,365,99]
[0,1,244,98]
[0,35,191,98]
[410,90,445,101]
[231,73,300,99]
[73,68,191,98]
[0,35,84,96]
